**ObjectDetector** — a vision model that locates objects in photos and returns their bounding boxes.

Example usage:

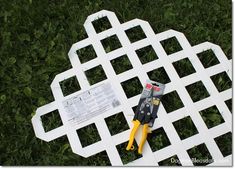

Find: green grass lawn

[0,0,232,166]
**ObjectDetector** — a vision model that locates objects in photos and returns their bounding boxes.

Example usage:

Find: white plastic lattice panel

[32,10,232,166]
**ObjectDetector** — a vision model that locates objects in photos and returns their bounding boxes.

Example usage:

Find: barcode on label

[112,99,121,108]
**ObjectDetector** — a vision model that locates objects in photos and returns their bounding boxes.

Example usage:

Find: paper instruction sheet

[62,82,120,126]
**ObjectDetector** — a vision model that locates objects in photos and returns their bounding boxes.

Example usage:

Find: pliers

[126,81,164,154]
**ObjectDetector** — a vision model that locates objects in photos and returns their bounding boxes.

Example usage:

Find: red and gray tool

[126,80,165,154]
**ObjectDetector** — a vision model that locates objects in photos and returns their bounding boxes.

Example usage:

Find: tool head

[134,79,165,127]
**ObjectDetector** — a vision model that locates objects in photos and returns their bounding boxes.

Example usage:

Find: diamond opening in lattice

[210,71,232,92]
[225,99,232,113]
[84,150,111,166]
[41,109,62,132]
[76,45,97,63]
[160,36,182,55]
[173,116,198,140]
[147,127,171,152]
[85,65,107,85]
[76,123,101,147]
[147,66,171,84]
[161,90,184,113]
[197,49,220,68]
[199,105,225,129]
[173,58,196,78]
[110,54,133,74]
[214,132,232,157]
[136,45,158,64]
[121,77,143,98]
[92,16,112,33]
[125,25,147,43]
[158,155,181,166]
[101,34,122,53]
[187,143,214,166]
[105,112,129,136]
[116,140,142,165]
[59,76,81,96]
[186,81,210,102]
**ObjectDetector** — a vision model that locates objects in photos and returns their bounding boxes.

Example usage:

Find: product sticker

[62,82,120,126]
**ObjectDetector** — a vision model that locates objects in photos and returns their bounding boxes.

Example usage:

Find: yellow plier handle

[126,120,149,154]
[138,123,149,154]
[126,120,140,151]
